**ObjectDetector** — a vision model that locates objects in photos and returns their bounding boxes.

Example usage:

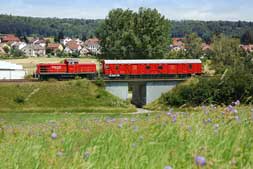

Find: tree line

[1,14,253,44]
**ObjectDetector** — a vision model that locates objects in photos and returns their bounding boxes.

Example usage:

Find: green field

[0,106,252,168]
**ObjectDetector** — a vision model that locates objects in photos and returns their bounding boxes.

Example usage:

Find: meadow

[0,105,252,169]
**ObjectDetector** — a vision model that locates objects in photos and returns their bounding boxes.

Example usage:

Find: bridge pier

[105,82,128,100]
[146,81,179,104]
[105,80,182,107]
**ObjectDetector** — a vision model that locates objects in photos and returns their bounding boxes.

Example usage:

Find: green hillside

[0,80,135,113]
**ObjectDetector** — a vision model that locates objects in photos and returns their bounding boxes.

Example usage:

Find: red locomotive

[35,59,202,80]
[36,59,97,80]
[102,59,202,79]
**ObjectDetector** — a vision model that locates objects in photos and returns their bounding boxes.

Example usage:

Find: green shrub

[161,70,253,107]
[14,96,25,104]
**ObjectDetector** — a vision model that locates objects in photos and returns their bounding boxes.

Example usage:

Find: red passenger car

[36,59,97,80]
[102,59,202,79]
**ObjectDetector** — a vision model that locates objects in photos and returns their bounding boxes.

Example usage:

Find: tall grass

[0,106,252,168]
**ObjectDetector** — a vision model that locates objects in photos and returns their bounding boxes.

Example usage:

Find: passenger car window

[146,65,150,69]
[158,65,163,69]
[189,64,192,70]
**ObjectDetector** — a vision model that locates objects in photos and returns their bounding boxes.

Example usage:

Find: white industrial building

[0,60,26,80]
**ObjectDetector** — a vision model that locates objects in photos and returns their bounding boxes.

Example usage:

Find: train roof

[103,59,202,64]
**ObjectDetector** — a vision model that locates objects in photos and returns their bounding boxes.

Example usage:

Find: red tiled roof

[172,38,185,47]
[201,43,212,51]
[240,44,253,52]
[66,40,80,50]
[84,38,100,46]
[47,43,61,49]
[1,34,20,43]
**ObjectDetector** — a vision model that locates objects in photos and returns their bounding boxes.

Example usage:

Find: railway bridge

[104,78,186,107]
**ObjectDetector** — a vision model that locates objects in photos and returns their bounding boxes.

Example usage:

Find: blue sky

[0,0,252,21]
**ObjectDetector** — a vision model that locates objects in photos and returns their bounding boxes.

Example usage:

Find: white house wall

[0,70,26,80]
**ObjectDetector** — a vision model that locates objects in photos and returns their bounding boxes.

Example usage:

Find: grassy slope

[0,106,252,168]
[0,80,135,113]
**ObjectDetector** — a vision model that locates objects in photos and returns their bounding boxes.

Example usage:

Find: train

[35,58,202,80]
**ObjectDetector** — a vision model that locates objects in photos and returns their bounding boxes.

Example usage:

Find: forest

[1,14,253,41]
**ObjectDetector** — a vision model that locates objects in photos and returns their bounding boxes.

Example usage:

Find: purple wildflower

[195,156,206,166]
[51,132,57,139]
[235,100,240,106]
[164,166,173,169]
[172,115,177,123]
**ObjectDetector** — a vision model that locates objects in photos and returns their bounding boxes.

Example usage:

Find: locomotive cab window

[189,64,192,70]
[158,65,163,69]
[146,65,151,70]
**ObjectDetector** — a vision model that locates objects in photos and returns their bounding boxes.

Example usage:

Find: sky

[0,0,252,21]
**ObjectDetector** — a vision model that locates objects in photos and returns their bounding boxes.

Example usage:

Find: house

[84,38,101,55]
[240,44,253,52]
[47,43,64,53]
[80,47,90,56]
[0,34,20,44]
[64,40,82,54]
[0,47,6,55]
[11,42,27,50]
[60,37,72,46]
[170,38,185,51]
[30,38,47,47]
[21,44,46,57]
[201,43,212,51]
[0,43,11,53]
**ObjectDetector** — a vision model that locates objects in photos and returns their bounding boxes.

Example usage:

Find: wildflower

[235,116,240,122]
[235,100,240,106]
[188,126,192,132]
[118,123,123,128]
[164,166,173,169]
[133,126,139,132]
[207,118,212,123]
[83,151,90,160]
[56,151,64,157]
[214,124,219,129]
[51,132,57,139]
[139,136,144,141]
[131,118,137,123]
[132,143,137,148]
[195,156,206,166]
[172,115,177,123]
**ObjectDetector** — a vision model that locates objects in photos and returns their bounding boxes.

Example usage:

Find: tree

[241,30,253,45]
[184,33,203,58]
[97,8,171,59]
[55,31,64,42]
[211,35,243,74]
